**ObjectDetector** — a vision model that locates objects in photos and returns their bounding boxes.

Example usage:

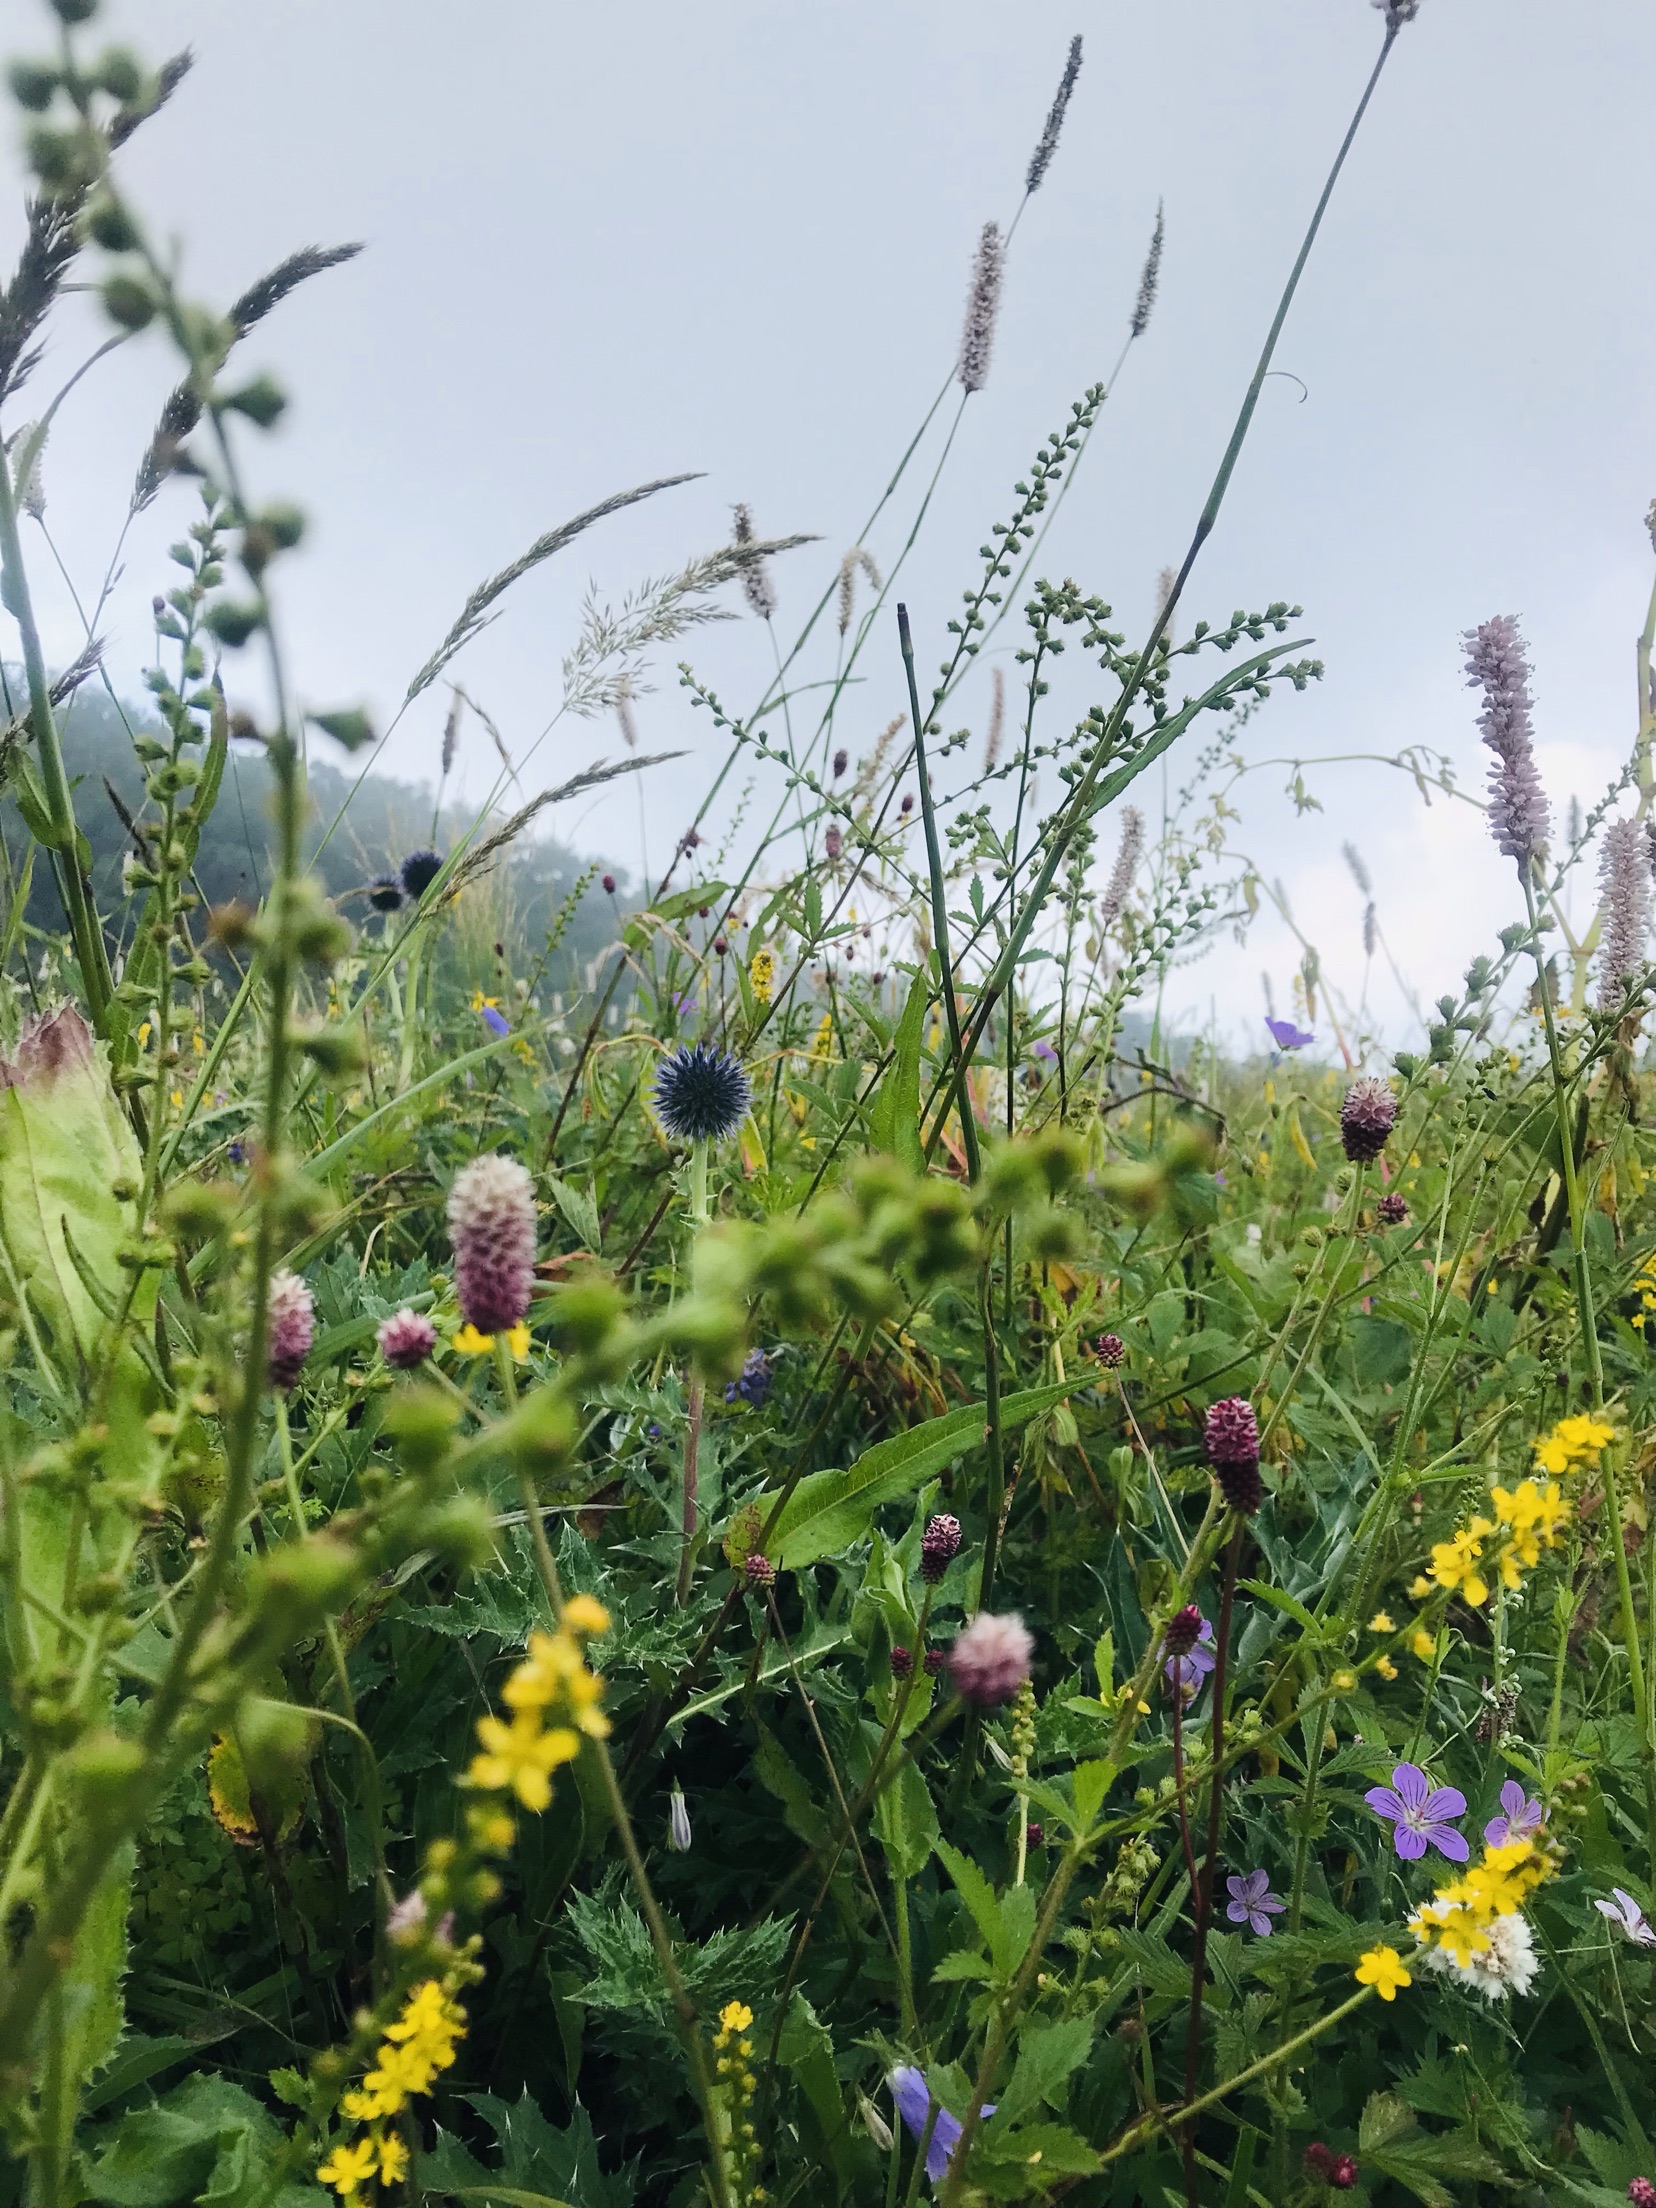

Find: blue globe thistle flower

[652,1043,752,1146]
[400,849,444,900]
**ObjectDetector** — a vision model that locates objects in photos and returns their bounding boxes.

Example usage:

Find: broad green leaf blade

[868,967,927,1173]
[770,1380,1076,1569]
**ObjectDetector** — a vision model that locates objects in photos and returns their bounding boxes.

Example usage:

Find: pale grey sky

[9,0,1655,1045]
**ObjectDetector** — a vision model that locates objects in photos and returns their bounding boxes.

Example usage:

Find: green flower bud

[101,271,156,330]
[380,1384,460,1476]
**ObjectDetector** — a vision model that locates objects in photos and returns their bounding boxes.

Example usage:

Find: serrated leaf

[545,1174,602,1253]
[872,1750,937,1883]
[999,2018,1093,2121]
[1073,1758,1114,1830]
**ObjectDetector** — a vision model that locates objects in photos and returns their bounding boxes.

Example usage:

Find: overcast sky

[8,0,1655,1050]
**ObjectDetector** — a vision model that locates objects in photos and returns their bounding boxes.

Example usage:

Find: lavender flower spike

[1462,614,1550,867]
[1225,1869,1286,1936]
[1597,816,1649,1009]
[1483,1779,1545,1848]
[1365,1761,1469,1863]
[890,2067,996,2189]
[378,1307,438,1371]
[1098,807,1144,929]
[957,222,1004,395]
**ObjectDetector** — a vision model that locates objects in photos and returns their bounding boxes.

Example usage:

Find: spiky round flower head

[1095,1331,1125,1368]
[957,221,1005,394]
[1629,2181,1656,2208]
[923,1648,945,1677]
[1340,1076,1397,1164]
[948,1611,1033,1707]
[368,873,404,913]
[890,1644,914,1678]
[447,1154,537,1336]
[378,1307,437,1370]
[1205,1397,1264,1515]
[1597,816,1649,1010]
[1377,1191,1409,1226]
[1164,1603,1203,1658]
[400,848,444,901]
[1462,615,1550,867]
[652,1043,752,1146]
[921,1512,962,1584]
[266,1268,314,1391]
[744,1552,775,1591]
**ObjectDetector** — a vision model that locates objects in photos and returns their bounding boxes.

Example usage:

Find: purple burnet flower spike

[1483,1778,1545,1848]
[1339,1076,1397,1165]
[377,1307,437,1371]
[1203,1396,1263,1515]
[920,1513,962,1584]
[448,1154,537,1336]
[1224,1868,1286,1936]
[1164,1611,1216,1700]
[266,1268,314,1392]
[1365,1760,1469,1863]
[1597,816,1649,1010]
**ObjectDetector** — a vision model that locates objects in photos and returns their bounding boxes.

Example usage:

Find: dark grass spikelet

[1130,200,1165,339]
[957,221,1005,394]
[920,1512,962,1583]
[732,503,777,620]
[1340,1075,1397,1164]
[1596,816,1649,1009]
[1025,35,1083,195]
[652,1043,752,1145]
[1462,614,1550,866]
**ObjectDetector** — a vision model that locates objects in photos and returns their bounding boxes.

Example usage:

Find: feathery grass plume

[1462,614,1550,867]
[1372,0,1422,23]
[957,221,1005,394]
[615,674,639,751]
[1098,807,1144,928]
[1363,902,1378,957]
[1342,841,1373,898]
[852,713,906,801]
[1130,199,1165,338]
[1596,817,1649,1009]
[732,503,777,620]
[1025,34,1083,195]
[440,690,462,776]
[835,545,881,636]
[983,665,1005,772]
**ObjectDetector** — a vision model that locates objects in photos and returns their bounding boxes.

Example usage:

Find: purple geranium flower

[1365,1762,1469,1862]
[890,2066,995,2188]
[1164,1616,1216,1700]
[1483,1779,1545,1847]
[1032,1040,1058,1062]
[1595,1888,1656,1947]
[1266,1016,1314,1051]
[1225,1869,1286,1936]
[480,1004,510,1038]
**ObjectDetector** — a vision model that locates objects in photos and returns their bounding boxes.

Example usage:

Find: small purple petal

[1266,1017,1315,1050]
[1364,1786,1407,1824]
[1247,1909,1275,1937]
[1419,1786,1467,1824]
[1392,1824,1429,1861]
[1499,1779,1527,1820]
[1483,1816,1510,1846]
[1226,1899,1250,1926]
[1390,1762,1431,1812]
[1424,1823,1470,1863]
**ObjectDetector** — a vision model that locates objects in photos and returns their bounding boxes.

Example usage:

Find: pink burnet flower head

[920,1512,962,1584]
[947,1612,1033,1707]
[1629,2180,1656,2208]
[1340,1076,1397,1165]
[377,1307,437,1370]
[447,1154,537,1336]
[1203,1396,1264,1516]
[266,1268,314,1391]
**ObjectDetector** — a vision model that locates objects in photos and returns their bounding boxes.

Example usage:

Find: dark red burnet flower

[922,1649,945,1677]
[744,1552,775,1590]
[1025,1821,1043,1847]
[1330,2156,1358,2190]
[890,1645,914,1678]
[1203,1396,1263,1514]
[1629,2181,1656,2208]
[1340,1075,1397,1164]
[1094,1332,1125,1368]
[1376,1190,1409,1226]
[603,873,617,893]
[1303,2144,1357,2188]
[920,1513,962,1583]
[1163,1603,1203,1657]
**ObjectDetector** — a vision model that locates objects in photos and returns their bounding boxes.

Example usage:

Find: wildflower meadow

[1,3,1654,2206]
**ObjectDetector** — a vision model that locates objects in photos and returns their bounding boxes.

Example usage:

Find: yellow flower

[471,989,501,1012]
[1368,1611,1394,1633]
[468,1711,580,1811]
[452,1321,530,1360]
[1408,1574,1431,1600]
[749,948,775,1006]
[563,1593,611,1636]
[1355,1946,1411,2001]
[1533,1413,1615,1477]
[373,2134,408,2187]
[137,1020,152,1048]
[1331,1669,1358,1694]
[808,1012,834,1062]
[1491,1478,1571,1580]
[318,2138,378,2198]
[1374,1654,1399,1681]
[170,1088,184,1109]
[1410,1628,1436,1659]
[1428,1518,1493,1608]
[720,2000,754,2033]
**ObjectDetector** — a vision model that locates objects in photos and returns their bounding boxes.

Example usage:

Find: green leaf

[1357,2091,1416,2152]
[545,1174,602,1254]
[868,968,928,1174]
[999,2018,1094,2121]
[308,706,375,752]
[769,1380,1076,1569]
[1072,1758,1114,1830]
[872,1750,938,1883]
[1349,1313,1412,1387]
[936,1838,1004,1957]
[777,1992,850,2178]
